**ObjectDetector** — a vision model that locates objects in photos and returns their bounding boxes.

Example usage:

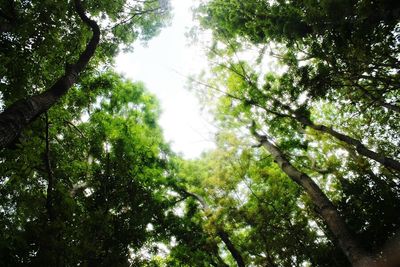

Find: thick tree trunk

[0,0,100,148]
[251,128,374,267]
[0,22,13,33]
[293,112,400,172]
[183,190,246,267]
[0,2,16,33]
[379,229,400,267]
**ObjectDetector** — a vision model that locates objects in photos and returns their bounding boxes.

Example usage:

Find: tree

[172,132,355,266]
[179,189,246,267]
[193,55,400,266]
[0,72,183,266]
[196,0,400,112]
[0,0,170,148]
[192,1,400,265]
[2,1,400,266]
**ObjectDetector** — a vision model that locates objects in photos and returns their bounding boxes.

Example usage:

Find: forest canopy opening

[0,0,399,266]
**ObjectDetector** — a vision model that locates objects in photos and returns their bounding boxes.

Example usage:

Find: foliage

[0,0,171,106]
[0,72,181,266]
[189,0,400,265]
[1,0,400,266]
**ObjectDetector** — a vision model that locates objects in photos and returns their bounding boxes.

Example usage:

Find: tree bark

[251,127,374,267]
[182,190,246,267]
[293,111,400,173]
[0,1,16,33]
[0,22,13,33]
[217,229,246,267]
[379,229,400,267]
[0,0,100,148]
[44,113,54,221]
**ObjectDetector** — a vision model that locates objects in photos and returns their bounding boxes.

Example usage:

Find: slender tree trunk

[0,0,100,148]
[44,113,54,221]
[38,112,63,266]
[217,229,246,267]
[292,111,400,172]
[183,190,246,267]
[251,127,374,267]
[212,249,230,267]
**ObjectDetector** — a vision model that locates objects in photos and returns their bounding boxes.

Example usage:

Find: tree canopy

[1,0,400,266]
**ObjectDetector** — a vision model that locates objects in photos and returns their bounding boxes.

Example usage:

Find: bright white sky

[115,0,215,159]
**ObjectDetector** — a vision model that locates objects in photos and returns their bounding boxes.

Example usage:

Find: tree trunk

[217,229,246,267]
[0,0,100,148]
[44,113,55,222]
[251,128,374,267]
[183,190,246,267]
[379,229,400,267]
[293,112,400,172]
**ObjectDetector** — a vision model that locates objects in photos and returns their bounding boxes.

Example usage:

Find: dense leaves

[1,0,400,266]
[189,0,400,266]
[0,0,170,106]
[0,72,181,266]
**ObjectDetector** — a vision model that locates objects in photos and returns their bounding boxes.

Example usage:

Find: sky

[115,0,215,159]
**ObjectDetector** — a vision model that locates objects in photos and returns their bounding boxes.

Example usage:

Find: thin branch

[64,120,85,138]
[108,6,165,30]
[177,69,290,119]
[44,112,55,221]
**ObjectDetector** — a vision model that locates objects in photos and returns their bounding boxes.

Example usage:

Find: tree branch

[64,120,85,138]
[250,121,374,267]
[0,0,100,148]
[178,188,246,267]
[44,113,55,221]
